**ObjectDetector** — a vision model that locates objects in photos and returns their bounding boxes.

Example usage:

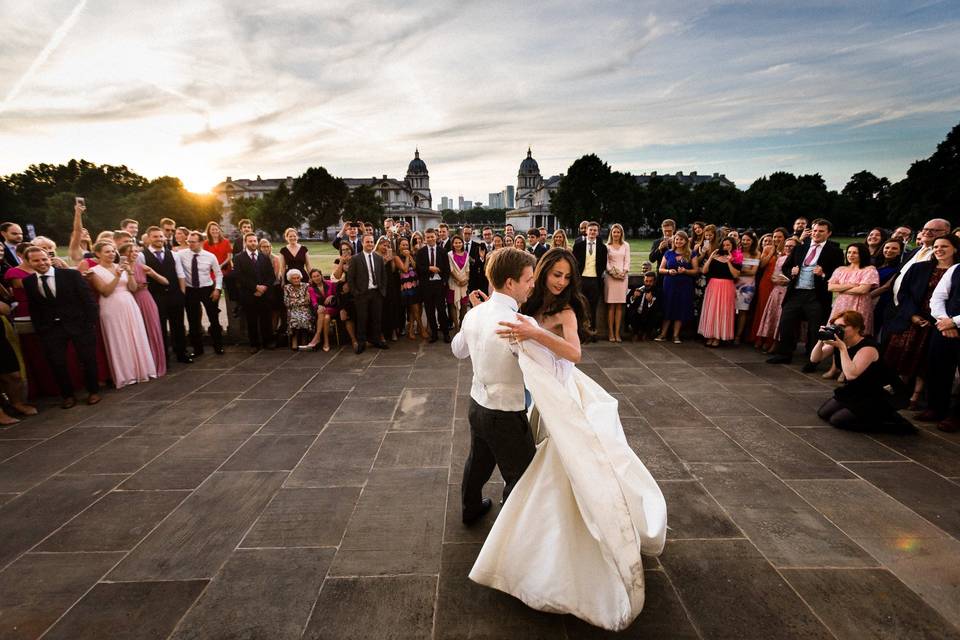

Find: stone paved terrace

[1,339,959,639]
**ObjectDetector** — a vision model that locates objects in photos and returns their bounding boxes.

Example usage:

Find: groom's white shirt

[451,292,526,411]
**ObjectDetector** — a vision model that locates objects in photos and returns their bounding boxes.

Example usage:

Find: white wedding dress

[468,342,668,631]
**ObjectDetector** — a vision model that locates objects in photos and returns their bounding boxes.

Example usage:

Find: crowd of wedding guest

[1,201,958,434]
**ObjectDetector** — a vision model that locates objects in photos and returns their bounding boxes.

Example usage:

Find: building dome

[519,147,539,175]
[407,148,428,174]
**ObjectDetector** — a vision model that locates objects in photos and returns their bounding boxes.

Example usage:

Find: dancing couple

[451,246,667,631]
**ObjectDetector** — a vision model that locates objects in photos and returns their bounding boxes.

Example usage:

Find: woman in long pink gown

[88,242,157,388]
[119,243,167,377]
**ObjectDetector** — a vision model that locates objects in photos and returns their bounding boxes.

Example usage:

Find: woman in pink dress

[823,242,879,379]
[88,241,157,388]
[604,224,630,342]
[118,243,167,377]
[755,237,798,352]
[698,237,741,347]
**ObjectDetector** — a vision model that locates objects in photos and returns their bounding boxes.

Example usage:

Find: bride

[469,247,667,631]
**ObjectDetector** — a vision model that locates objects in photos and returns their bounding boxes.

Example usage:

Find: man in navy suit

[22,247,101,408]
[234,232,277,352]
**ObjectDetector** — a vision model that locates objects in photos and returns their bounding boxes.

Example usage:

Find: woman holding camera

[698,237,741,347]
[812,310,905,431]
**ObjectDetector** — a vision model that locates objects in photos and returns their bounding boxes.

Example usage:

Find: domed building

[507,147,562,233]
[214,149,439,232]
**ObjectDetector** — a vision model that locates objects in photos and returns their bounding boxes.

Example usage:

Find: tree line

[3,121,955,241]
[550,121,959,234]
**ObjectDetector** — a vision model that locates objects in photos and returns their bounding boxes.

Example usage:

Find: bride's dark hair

[521,248,593,338]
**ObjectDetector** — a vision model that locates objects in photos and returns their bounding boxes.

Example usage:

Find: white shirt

[363,250,377,289]
[138,247,187,280]
[931,264,960,327]
[451,292,526,411]
[427,245,441,280]
[37,267,57,297]
[893,245,934,304]
[177,249,223,289]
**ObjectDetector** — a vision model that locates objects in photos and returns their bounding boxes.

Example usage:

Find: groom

[451,247,538,525]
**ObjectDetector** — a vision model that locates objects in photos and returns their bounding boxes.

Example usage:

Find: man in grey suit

[347,233,389,354]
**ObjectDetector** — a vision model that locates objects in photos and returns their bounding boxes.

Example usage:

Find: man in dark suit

[572,221,607,338]
[142,226,191,363]
[347,233,389,354]
[437,223,452,253]
[767,218,845,370]
[234,232,276,352]
[1,222,24,276]
[22,247,101,408]
[332,221,363,255]
[527,229,548,261]
[648,218,676,265]
[417,228,451,343]
[463,225,479,260]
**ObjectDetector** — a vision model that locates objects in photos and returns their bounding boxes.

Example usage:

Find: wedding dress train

[469,347,667,631]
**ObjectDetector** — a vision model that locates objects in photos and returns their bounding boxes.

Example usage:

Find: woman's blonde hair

[606,223,625,246]
[672,230,692,262]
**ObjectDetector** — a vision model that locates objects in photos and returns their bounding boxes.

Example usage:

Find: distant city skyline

[2,2,958,198]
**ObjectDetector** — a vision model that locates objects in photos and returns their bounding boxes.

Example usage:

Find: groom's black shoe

[462,498,492,526]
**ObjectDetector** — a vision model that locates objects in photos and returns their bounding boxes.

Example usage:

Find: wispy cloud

[1,0,87,114]
[0,0,958,197]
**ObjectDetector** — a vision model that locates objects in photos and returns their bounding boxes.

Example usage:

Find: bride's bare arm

[498,309,581,364]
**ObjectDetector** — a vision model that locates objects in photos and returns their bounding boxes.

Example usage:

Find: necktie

[430,247,435,266]
[250,252,256,262]
[589,242,594,256]
[803,243,820,267]
[155,250,163,261]
[41,274,54,298]
[368,254,377,287]
[191,253,200,288]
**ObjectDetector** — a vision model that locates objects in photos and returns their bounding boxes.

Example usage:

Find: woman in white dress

[470,248,667,631]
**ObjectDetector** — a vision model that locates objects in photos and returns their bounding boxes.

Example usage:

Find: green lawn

[57,236,861,276]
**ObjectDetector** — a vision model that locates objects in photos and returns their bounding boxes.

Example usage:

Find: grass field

[56,236,861,275]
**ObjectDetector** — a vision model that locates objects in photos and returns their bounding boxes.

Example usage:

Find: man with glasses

[892,218,951,305]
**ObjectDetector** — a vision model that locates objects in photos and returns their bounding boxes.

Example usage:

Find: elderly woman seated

[811,310,911,432]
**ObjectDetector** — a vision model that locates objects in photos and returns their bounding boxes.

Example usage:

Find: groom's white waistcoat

[451,292,526,412]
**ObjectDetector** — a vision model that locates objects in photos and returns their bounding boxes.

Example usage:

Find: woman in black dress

[376,236,402,341]
[811,309,909,431]
[279,227,311,282]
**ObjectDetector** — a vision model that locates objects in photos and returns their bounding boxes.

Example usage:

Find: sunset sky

[2,0,958,201]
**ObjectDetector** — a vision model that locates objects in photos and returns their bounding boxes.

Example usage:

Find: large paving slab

[1,341,958,638]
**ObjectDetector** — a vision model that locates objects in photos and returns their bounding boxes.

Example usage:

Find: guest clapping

[86,241,157,388]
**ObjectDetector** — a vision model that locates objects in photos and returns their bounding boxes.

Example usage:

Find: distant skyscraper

[458,195,464,211]
[503,185,515,209]
[463,200,473,210]
[488,192,503,208]
[441,196,452,210]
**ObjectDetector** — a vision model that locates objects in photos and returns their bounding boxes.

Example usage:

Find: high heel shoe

[299,342,320,352]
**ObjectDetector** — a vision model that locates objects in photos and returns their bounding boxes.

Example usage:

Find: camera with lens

[818,324,845,341]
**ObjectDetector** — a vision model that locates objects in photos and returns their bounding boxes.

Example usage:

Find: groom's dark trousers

[462,399,536,517]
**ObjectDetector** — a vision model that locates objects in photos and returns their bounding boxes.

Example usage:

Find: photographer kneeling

[812,310,911,431]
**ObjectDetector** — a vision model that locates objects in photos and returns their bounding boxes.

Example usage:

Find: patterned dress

[828,266,880,335]
[884,266,946,379]
[283,282,314,333]
[735,256,760,311]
